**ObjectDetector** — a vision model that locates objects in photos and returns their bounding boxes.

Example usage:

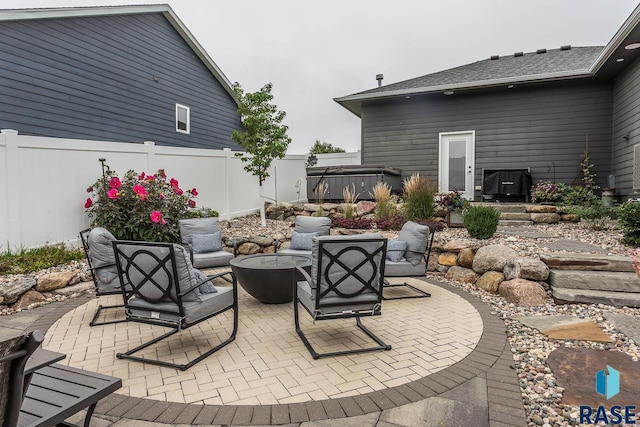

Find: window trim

[175,103,190,134]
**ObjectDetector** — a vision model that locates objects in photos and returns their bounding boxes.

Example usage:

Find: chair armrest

[231,240,238,257]
[273,240,280,253]
[178,270,237,297]
[295,265,313,285]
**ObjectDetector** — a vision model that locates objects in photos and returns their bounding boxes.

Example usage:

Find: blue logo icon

[595,365,620,400]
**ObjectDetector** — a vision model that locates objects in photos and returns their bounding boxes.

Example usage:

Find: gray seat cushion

[87,227,120,293]
[398,221,431,266]
[179,217,221,246]
[294,216,331,236]
[192,250,234,269]
[384,259,426,277]
[127,285,234,325]
[297,281,380,315]
[277,247,312,260]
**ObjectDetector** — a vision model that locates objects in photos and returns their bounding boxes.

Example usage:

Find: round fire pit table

[230,254,311,304]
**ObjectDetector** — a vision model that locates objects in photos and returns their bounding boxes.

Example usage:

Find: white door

[439,131,475,199]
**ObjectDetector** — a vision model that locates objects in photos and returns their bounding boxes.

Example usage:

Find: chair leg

[294,299,391,360]
[89,303,127,327]
[116,304,238,371]
[382,280,431,300]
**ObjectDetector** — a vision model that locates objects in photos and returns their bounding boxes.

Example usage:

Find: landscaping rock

[238,242,261,255]
[303,203,321,212]
[560,213,580,222]
[504,258,549,281]
[0,278,36,304]
[11,290,46,310]
[355,200,376,216]
[526,205,557,213]
[250,235,274,247]
[499,278,547,306]
[472,244,519,274]
[540,252,634,272]
[321,203,338,212]
[457,248,475,269]
[427,254,440,272]
[443,240,469,253]
[476,271,505,293]
[50,281,94,296]
[226,236,249,246]
[445,266,479,284]
[262,245,276,254]
[35,271,76,293]
[530,212,561,223]
[438,253,458,266]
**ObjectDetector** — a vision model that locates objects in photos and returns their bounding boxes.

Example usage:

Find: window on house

[176,104,190,134]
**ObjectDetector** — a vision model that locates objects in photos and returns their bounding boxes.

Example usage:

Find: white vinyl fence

[0,129,360,250]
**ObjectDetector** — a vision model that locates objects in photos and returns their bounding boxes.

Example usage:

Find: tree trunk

[259,184,266,227]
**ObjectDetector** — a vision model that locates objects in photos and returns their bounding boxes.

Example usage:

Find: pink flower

[107,188,119,200]
[133,184,148,200]
[170,178,179,188]
[145,175,156,181]
[150,211,163,224]
[188,199,196,208]
[109,177,121,189]
[159,193,165,199]
[86,186,93,193]
[174,186,184,195]
[159,170,167,178]
[84,198,93,208]
[191,188,198,196]
[138,172,146,180]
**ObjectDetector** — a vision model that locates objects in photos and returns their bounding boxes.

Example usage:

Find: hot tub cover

[306,165,402,176]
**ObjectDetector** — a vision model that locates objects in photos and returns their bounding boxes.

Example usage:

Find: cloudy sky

[3,1,639,153]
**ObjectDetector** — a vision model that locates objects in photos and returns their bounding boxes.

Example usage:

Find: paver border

[24,278,527,426]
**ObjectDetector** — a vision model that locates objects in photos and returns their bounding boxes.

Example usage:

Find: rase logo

[579,365,636,425]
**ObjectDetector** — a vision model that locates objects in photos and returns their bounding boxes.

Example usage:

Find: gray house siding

[612,55,640,199]
[361,80,613,200]
[0,13,242,149]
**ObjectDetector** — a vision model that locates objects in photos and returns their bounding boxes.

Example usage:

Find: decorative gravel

[2,217,638,426]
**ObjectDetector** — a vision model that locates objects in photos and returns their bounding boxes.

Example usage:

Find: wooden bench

[18,363,121,427]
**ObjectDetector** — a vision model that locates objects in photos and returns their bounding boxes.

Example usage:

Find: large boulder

[530,213,561,224]
[526,205,557,213]
[445,266,479,284]
[303,203,321,213]
[472,244,519,274]
[457,248,475,269]
[250,235,274,247]
[504,258,550,281]
[499,279,548,306]
[476,271,505,293]
[443,240,470,253]
[355,201,376,216]
[0,278,36,304]
[438,253,458,266]
[35,271,75,292]
[11,290,47,310]
[238,242,261,255]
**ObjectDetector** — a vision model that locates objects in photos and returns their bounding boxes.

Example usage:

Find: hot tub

[306,165,403,202]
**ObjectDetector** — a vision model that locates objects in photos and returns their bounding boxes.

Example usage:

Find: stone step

[541,252,634,272]
[500,212,531,221]
[498,219,533,226]
[552,287,640,308]
[548,270,640,292]
[477,203,527,213]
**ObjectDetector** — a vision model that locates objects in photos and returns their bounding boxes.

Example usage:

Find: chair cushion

[386,239,407,263]
[87,227,119,293]
[128,285,234,325]
[295,216,331,236]
[297,281,380,315]
[398,221,430,266]
[384,259,426,277]
[179,217,221,245]
[192,250,234,269]
[191,232,222,254]
[290,230,318,250]
[310,234,385,298]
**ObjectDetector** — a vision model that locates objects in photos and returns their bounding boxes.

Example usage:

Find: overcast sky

[3,1,639,153]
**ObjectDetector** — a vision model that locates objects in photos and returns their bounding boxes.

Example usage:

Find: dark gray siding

[0,13,243,149]
[361,80,613,200]
[612,56,640,200]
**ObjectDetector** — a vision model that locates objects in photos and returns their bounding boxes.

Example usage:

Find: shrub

[85,169,198,242]
[372,182,394,219]
[565,199,612,231]
[402,174,436,221]
[560,185,599,207]
[530,181,566,203]
[463,206,500,239]
[331,217,373,230]
[375,216,406,231]
[342,184,358,219]
[0,245,84,275]
[616,201,640,246]
[182,207,219,218]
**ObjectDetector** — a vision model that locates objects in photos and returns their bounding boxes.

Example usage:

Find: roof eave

[334,70,592,117]
[590,3,640,73]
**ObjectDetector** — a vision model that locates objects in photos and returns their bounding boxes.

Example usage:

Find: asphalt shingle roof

[353,46,604,97]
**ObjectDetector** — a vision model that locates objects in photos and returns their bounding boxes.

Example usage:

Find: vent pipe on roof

[490,55,499,60]
[514,52,524,57]
[376,74,384,87]
[537,48,547,54]
[560,45,572,51]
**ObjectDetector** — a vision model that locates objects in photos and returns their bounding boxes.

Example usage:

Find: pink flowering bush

[85,169,198,242]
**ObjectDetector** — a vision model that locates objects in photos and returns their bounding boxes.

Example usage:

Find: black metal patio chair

[293,235,391,359]
[112,240,238,371]
[80,227,128,326]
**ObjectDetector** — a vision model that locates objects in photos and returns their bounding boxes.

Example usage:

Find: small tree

[309,140,346,154]
[231,82,291,226]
